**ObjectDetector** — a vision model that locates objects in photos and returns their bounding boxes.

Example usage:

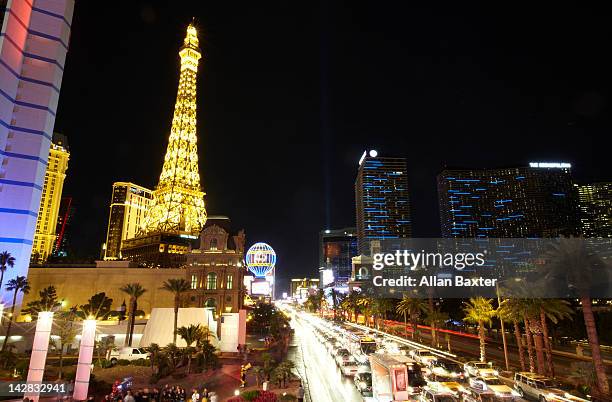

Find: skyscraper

[355,150,411,254]
[31,133,69,263]
[121,24,207,267]
[437,163,581,238]
[103,182,153,260]
[0,0,74,298]
[577,182,612,238]
[319,227,358,288]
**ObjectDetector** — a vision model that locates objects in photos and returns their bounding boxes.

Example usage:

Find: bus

[370,353,423,402]
[347,332,378,356]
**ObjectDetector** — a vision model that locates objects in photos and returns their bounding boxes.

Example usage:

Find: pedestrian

[124,391,135,402]
[297,382,305,402]
[190,389,199,402]
[209,392,217,402]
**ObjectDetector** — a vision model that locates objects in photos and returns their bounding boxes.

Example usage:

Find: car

[464,361,498,378]
[513,372,566,402]
[334,348,351,364]
[469,376,519,400]
[339,359,359,376]
[410,349,438,365]
[429,360,465,380]
[418,387,459,402]
[464,387,496,402]
[435,382,468,398]
[354,370,373,396]
[109,347,150,364]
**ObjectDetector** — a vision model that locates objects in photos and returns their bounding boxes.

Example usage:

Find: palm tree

[497,299,527,371]
[395,295,427,340]
[1,276,30,351]
[539,299,573,377]
[542,238,609,395]
[160,278,191,344]
[358,295,375,327]
[463,297,495,362]
[342,291,361,322]
[425,308,449,348]
[252,366,264,387]
[119,283,147,346]
[176,324,205,374]
[373,298,395,330]
[541,238,609,392]
[0,251,15,292]
[147,343,161,374]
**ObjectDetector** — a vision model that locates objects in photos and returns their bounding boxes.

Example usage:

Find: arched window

[206,272,217,290]
[210,238,218,250]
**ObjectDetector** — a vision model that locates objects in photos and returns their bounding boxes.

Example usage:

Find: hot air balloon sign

[245,242,277,278]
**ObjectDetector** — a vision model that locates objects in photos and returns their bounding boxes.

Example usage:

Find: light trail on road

[288,312,367,402]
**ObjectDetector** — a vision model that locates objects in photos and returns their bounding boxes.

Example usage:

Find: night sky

[54,2,610,292]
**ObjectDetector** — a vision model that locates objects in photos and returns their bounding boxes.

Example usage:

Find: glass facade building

[319,227,358,288]
[437,164,581,238]
[577,182,612,238]
[355,154,412,254]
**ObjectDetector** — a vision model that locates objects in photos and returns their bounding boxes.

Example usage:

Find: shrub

[149,373,161,384]
[241,390,260,401]
[132,358,148,366]
[279,394,296,401]
[171,372,186,380]
[117,359,131,366]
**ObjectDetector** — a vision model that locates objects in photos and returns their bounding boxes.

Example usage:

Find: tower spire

[142,24,207,234]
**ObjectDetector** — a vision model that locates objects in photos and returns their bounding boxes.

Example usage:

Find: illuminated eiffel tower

[142,23,207,235]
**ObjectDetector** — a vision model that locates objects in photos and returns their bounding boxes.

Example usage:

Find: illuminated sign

[529,162,571,169]
[251,280,271,296]
[322,269,334,286]
[245,242,276,278]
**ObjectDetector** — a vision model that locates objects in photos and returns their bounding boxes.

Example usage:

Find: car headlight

[493,370,499,376]
[458,386,466,392]
[407,387,414,393]
[511,390,520,397]
[451,372,459,377]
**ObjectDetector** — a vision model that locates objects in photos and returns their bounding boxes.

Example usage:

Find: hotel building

[103,182,153,260]
[31,132,68,263]
[0,0,75,301]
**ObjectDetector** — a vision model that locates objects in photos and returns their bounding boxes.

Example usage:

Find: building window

[206,272,217,290]
[210,238,218,250]
[191,274,197,289]
[226,275,233,290]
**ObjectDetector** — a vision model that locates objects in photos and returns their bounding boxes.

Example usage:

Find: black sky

[55,1,611,292]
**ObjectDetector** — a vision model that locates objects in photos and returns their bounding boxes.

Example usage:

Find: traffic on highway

[279,303,591,402]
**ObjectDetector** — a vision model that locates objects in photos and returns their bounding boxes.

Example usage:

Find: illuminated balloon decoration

[245,242,276,278]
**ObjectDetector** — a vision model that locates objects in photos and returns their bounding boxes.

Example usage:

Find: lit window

[206,272,217,290]
[191,274,197,289]
[226,274,233,290]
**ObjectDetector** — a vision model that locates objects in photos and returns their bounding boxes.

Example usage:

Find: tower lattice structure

[142,24,207,234]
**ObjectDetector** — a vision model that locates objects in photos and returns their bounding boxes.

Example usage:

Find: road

[287,313,366,402]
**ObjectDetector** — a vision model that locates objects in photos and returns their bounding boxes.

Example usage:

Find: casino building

[185,216,246,314]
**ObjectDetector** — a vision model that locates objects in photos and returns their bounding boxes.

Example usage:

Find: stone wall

[22,267,187,318]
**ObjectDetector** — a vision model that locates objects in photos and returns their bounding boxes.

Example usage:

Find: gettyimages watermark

[356,238,612,298]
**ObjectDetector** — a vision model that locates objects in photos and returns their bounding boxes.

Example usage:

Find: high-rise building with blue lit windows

[0,0,74,303]
[577,182,612,238]
[437,163,580,238]
[355,152,412,254]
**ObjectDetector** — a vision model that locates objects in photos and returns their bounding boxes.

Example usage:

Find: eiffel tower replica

[121,23,208,267]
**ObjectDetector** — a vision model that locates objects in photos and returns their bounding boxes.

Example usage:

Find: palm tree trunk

[581,296,609,395]
[1,290,18,352]
[173,295,179,344]
[59,345,64,379]
[404,312,408,338]
[124,297,134,347]
[411,317,417,340]
[513,319,526,371]
[523,315,535,373]
[478,321,486,362]
[532,330,546,375]
[540,308,554,377]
